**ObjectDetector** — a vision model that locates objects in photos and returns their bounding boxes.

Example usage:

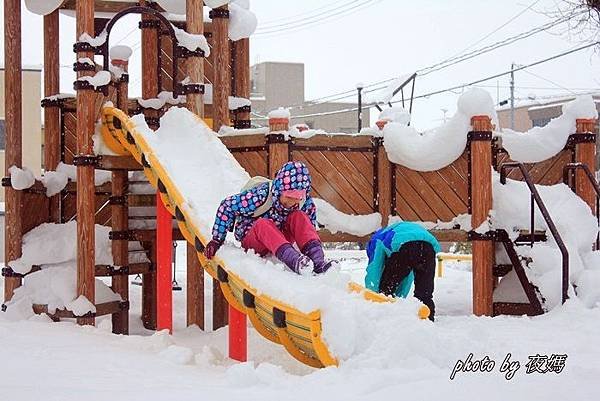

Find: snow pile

[218,126,269,137]
[499,95,599,163]
[383,88,498,171]
[65,295,97,316]
[137,91,187,110]
[39,171,69,197]
[9,222,114,274]
[109,45,133,61]
[268,107,291,119]
[76,70,111,89]
[205,0,231,7]
[93,120,119,156]
[378,106,411,125]
[492,172,600,308]
[172,25,210,56]
[203,84,251,109]
[228,1,257,41]
[56,162,112,186]
[77,57,95,67]
[314,198,381,236]
[8,166,35,190]
[365,73,414,104]
[24,0,63,15]
[78,30,108,47]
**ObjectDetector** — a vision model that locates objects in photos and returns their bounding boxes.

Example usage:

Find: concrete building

[0,67,43,202]
[250,61,368,133]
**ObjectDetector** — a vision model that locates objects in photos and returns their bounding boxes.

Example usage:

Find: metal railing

[563,162,600,249]
[500,162,569,304]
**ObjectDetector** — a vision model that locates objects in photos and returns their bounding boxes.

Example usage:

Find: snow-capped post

[210,5,231,132]
[74,0,97,326]
[3,0,23,302]
[469,115,494,316]
[574,118,597,218]
[111,172,129,334]
[268,108,291,178]
[232,38,251,128]
[43,9,61,223]
[186,0,205,118]
[375,136,392,227]
[185,0,205,331]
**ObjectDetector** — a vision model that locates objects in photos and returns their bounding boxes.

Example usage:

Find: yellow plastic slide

[100,106,428,368]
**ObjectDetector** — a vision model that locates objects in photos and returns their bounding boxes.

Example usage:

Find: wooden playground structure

[2,0,599,362]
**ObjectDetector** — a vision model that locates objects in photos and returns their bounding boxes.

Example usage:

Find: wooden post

[44,10,61,223]
[187,242,204,329]
[470,116,494,316]
[186,0,204,118]
[210,5,230,131]
[3,0,23,301]
[111,172,129,334]
[575,119,597,213]
[268,116,290,178]
[141,2,160,125]
[375,121,392,226]
[75,0,96,326]
[142,240,157,330]
[232,38,250,128]
[140,1,159,330]
[156,194,173,333]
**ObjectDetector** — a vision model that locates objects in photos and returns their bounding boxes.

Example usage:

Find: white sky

[1,0,599,129]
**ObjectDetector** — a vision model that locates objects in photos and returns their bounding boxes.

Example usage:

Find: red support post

[228,304,247,362]
[156,192,173,333]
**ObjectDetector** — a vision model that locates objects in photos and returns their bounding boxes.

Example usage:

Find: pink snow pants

[241,210,320,256]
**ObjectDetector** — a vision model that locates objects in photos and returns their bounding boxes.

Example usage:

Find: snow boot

[302,239,333,274]
[275,243,314,275]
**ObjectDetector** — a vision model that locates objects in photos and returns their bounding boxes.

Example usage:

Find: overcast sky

[1,0,599,129]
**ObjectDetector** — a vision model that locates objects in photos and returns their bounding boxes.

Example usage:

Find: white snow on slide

[131,107,425,360]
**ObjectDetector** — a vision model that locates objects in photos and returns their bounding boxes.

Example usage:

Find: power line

[518,68,577,95]
[251,42,599,120]
[254,0,380,36]
[256,0,366,30]
[279,10,582,110]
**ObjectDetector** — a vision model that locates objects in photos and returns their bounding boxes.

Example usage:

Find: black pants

[379,241,436,321]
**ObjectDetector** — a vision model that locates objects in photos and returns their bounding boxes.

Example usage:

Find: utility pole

[510,62,515,130]
[356,82,364,132]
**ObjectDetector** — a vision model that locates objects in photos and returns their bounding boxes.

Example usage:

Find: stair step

[493,264,513,277]
[493,302,542,317]
[514,229,547,245]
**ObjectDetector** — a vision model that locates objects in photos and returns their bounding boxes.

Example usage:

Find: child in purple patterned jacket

[204,161,332,275]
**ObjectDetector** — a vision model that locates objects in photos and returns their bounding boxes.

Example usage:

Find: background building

[250,61,368,133]
[0,66,43,202]
[496,94,600,131]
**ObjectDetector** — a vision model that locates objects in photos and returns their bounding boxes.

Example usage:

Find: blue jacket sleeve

[211,183,270,243]
[301,196,317,227]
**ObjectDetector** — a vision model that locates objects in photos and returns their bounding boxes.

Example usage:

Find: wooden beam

[32,301,129,319]
[186,0,205,118]
[44,10,61,223]
[140,0,160,126]
[317,229,468,244]
[376,139,392,227]
[61,0,136,13]
[4,0,23,302]
[95,263,152,276]
[111,171,129,334]
[142,240,157,330]
[470,116,494,317]
[211,5,230,130]
[96,155,142,170]
[76,0,96,326]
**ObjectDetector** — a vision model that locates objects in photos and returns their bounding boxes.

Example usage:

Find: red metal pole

[228,304,247,362]
[156,191,173,333]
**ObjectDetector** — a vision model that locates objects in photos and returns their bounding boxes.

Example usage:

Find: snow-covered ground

[1,249,598,401]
